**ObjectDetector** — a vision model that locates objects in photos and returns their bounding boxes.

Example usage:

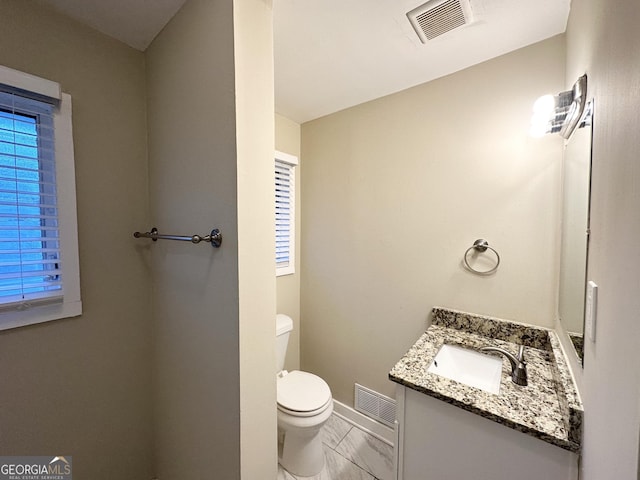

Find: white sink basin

[427,344,503,394]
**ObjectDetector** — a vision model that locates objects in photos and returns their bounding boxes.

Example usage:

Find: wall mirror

[558,99,594,365]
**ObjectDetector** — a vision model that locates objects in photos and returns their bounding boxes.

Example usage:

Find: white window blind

[0,91,62,308]
[275,151,298,276]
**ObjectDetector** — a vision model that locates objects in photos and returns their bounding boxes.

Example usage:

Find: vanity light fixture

[530,74,587,139]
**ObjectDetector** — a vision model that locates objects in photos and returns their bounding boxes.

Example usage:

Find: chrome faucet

[480,344,528,386]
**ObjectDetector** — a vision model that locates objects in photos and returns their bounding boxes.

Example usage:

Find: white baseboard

[332,399,395,446]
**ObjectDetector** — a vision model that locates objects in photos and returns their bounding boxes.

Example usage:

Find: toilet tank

[276,314,293,372]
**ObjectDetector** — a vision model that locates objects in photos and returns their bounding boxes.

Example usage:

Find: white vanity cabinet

[395,386,579,480]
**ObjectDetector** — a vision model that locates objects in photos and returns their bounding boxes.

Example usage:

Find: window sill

[276,268,295,277]
[0,300,82,331]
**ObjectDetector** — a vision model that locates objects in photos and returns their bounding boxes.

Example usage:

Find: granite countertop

[389,307,583,453]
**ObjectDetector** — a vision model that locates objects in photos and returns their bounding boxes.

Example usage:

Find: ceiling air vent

[407,0,473,43]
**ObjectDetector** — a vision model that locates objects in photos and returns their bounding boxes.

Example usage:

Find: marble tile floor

[277,413,395,480]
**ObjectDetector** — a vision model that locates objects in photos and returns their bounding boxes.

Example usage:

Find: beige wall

[564,1,640,478]
[301,36,566,403]
[0,1,153,478]
[146,0,241,478]
[276,114,301,371]
[147,0,277,478]
[234,0,277,477]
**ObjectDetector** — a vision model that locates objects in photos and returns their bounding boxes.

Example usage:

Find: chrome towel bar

[134,227,222,248]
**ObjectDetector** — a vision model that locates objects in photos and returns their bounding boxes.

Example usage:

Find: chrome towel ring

[464,239,500,275]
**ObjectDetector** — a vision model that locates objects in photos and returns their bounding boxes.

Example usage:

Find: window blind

[0,89,62,308]
[275,159,294,271]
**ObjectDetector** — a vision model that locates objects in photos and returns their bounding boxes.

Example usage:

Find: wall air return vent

[407,0,473,43]
[355,383,397,428]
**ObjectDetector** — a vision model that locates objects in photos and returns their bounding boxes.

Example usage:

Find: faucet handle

[516,344,526,363]
[512,345,528,386]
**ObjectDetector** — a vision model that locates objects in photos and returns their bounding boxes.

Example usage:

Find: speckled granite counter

[389,307,583,453]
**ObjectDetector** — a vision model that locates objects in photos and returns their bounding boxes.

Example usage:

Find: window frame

[0,65,81,331]
[275,150,298,277]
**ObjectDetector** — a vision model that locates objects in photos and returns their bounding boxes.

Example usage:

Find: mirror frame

[558,99,594,365]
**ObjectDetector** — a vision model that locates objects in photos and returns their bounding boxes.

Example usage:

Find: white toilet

[276,313,333,477]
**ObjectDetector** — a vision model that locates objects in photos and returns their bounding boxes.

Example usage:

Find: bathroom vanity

[389,307,582,480]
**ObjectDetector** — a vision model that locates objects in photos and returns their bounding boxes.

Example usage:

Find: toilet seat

[278,398,332,418]
[277,370,332,416]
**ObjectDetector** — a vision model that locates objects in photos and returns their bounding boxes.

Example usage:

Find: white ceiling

[274,0,570,123]
[35,0,570,124]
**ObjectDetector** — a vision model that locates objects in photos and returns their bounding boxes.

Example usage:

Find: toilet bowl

[276,315,333,477]
[277,370,333,476]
